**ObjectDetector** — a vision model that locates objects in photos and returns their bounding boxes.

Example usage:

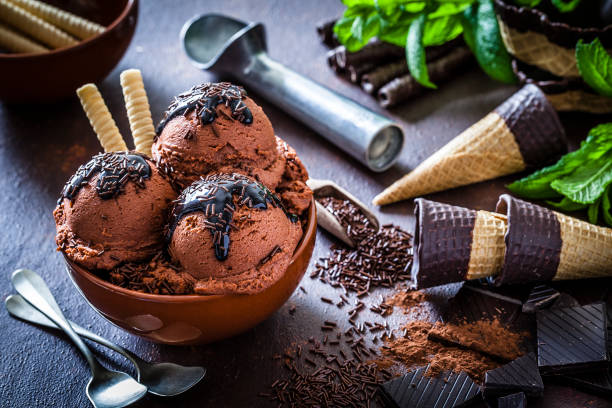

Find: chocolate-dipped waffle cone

[373,85,566,206]
[493,195,612,286]
[546,91,612,114]
[411,199,507,289]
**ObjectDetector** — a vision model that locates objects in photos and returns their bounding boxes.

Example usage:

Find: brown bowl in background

[65,200,317,346]
[0,0,137,103]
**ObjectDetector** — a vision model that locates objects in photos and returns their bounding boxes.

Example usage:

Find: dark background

[0,0,609,407]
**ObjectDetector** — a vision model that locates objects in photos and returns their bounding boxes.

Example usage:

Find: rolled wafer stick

[120,69,156,157]
[347,62,376,83]
[492,195,612,286]
[373,84,567,206]
[0,21,46,53]
[8,0,105,40]
[316,19,338,48]
[377,46,473,108]
[333,40,404,69]
[0,0,77,48]
[76,83,127,152]
[410,198,507,289]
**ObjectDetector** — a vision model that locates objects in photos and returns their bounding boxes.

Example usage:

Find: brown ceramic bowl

[0,0,137,103]
[65,200,316,345]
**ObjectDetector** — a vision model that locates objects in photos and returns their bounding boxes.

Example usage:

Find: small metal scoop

[181,14,404,172]
[307,179,379,248]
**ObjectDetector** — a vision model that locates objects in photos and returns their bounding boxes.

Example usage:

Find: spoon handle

[5,294,141,368]
[11,269,101,372]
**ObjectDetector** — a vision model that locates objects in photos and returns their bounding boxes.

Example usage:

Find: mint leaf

[547,197,587,212]
[576,38,612,97]
[550,150,612,204]
[423,14,463,46]
[461,0,517,84]
[602,186,612,227]
[550,0,582,13]
[512,0,541,6]
[508,123,612,199]
[588,198,600,224]
[406,13,437,88]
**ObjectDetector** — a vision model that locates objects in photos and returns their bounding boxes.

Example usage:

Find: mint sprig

[576,38,612,98]
[508,123,612,226]
[512,0,582,12]
[333,0,516,88]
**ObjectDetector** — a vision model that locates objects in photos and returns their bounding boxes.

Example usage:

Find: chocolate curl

[316,19,338,48]
[332,40,404,69]
[347,62,377,83]
[326,49,345,75]
[378,46,473,108]
[361,39,463,94]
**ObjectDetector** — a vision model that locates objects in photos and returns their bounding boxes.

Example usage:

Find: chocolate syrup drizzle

[167,173,296,261]
[156,82,253,135]
[59,152,150,203]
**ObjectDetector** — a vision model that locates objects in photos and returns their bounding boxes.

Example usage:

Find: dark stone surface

[0,0,610,407]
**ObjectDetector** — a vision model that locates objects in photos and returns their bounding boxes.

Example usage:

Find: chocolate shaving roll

[316,19,339,48]
[493,195,612,286]
[331,40,404,69]
[347,62,376,83]
[377,46,473,108]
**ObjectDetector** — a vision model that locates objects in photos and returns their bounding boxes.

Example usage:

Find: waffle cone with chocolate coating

[373,85,566,206]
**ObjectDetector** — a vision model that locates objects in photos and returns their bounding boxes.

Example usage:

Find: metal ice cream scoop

[181,14,404,172]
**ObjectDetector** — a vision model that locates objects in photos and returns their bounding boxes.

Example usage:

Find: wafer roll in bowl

[411,198,507,289]
[492,195,612,286]
[373,84,567,206]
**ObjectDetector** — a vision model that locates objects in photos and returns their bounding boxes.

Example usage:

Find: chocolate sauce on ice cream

[156,82,253,135]
[167,173,296,261]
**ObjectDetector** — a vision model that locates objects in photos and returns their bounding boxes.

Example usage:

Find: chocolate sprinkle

[156,82,253,135]
[167,173,296,261]
[59,152,150,203]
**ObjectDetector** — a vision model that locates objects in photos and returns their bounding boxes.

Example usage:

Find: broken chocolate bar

[497,392,527,408]
[380,366,481,408]
[483,353,543,398]
[537,303,609,375]
[522,285,560,314]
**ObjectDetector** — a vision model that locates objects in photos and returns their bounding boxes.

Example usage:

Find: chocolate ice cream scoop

[167,173,302,295]
[54,152,177,270]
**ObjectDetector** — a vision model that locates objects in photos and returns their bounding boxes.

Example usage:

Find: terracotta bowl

[65,200,317,345]
[0,0,137,103]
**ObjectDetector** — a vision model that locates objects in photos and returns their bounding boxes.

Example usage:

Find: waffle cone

[554,212,612,281]
[373,112,525,205]
[497,18,579,78]
[546,90,612,114]
[465,211,507,280]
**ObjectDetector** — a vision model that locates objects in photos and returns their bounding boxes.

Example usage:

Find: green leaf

[512,0,541,6]
[546,197,588,212]
[423,14,463,46]
[406,13,437,88]
[576,38,612,97]
[550,150,612,204]
[461,0,517,84]
[550,0,582,13]
[508,123,612,199]
[588,198,600,224]
[602,185,612,227]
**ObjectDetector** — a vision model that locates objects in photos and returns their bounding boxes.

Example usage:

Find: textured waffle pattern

[495,84,566,167]
[381,366,481,408]
[76,84,127,152]
[547,90,612,114]
[497,18,579,77]
[494,195,561,286]
[411,199,476,289]
[0,21,46,53]
[373,112,525,205]
[0,0,76,48]
[555,212,612,281]
[483,353,543,397]
[120,69,156,156]
[466,211,507,280]
[9,0,105,40]
[537,303,609,375]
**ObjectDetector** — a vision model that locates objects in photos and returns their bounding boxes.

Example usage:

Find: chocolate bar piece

[522,285,560,314]
[483,353,543,398]
[537,303,609,375]
[497,392,526,408]
[380,366,481,408]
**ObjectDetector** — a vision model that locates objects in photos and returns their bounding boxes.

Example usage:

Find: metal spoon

[181,14,404,172]
[5,294,206,397]
[11,269,148,408]
[307,179,380,248]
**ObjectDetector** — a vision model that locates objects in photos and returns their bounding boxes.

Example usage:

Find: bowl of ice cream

[56,82,316,344]
[0,0,137,103]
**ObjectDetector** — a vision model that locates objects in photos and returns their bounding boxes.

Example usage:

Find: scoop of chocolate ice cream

[54,152,177,270]
[152,82,285,190]
[167,173,302,295]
